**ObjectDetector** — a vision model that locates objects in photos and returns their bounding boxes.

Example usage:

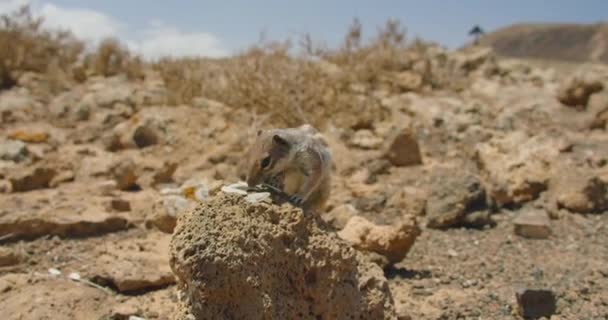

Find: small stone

[111,159,138,191]
[349,129,383,149]
[68,272,81,281]
[9,166,57,192]
[513,210,552,239]
[48,268,62,277]
[97,180,118,196]
[0,179,12,193]
[0,247,21,267]
[382,128,423,167]
[8,130,49,143]
[447,249,458,257]
[49,170,75,188]
[107,198,131,212]
[135,159,177,189]
[132,125,158,148]
[515,288,556,319]
[0,140,29,162]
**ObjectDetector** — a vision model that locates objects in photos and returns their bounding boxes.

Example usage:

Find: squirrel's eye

[260,156,271,169]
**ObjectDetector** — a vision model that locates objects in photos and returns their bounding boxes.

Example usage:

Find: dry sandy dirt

[1,44,608,320]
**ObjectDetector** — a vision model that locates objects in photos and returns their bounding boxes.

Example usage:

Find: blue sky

[1,0,607,59]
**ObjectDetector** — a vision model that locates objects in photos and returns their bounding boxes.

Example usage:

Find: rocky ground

[1,44,608,320]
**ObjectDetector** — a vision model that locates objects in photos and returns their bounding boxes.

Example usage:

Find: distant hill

[477,23,608,64]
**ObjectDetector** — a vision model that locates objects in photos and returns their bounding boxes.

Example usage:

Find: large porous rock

[169,193,397,320]
[426,168,491,229]
[475,132,558,207]
[556,74,604,109]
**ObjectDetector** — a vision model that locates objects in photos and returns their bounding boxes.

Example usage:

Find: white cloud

[0,0,29,15]
[129,23,228,60]
[38,3,121,43]
[0,0,228,59]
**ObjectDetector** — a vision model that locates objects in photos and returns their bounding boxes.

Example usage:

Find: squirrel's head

[245,130,292,187]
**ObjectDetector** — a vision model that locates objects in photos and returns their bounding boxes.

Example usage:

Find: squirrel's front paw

[288,194,305,207]
[267,175,284,189]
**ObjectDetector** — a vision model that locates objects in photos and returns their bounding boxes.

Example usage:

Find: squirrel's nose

[246,174,259,187]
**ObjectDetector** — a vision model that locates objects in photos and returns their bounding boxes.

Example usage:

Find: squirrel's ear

[272,134,289,148]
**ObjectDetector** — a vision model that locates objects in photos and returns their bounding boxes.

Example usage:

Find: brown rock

[426,169,490,229]
[170,193,397,319]
[553,168,608,214]
[0,277,113,320]
[0,204,130,240]
[515,288,556,319]
[557,75,603,108]
[87,232,175,293]
[0,140,29,162]
[0,247,21,267]
[0,180,11,193]
[146,195,193,233]
[386,187,427,217]
[588,92,608,129]
[382,128,423,167]
[106,198,131,212]
[104,115,164,151]
[349,129,383,149]
[49,170,75,188]
[475,133,557,206]
[9,166,57,192]
[135,159,177,189]
[8,130,49,143]
[111,159,138,191]
[513,210,552,239]
[338,215,421,263]
[322,203,358,230]
[0,89,42,124]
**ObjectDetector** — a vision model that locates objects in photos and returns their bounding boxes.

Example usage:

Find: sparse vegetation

[153,19,456,128]
[0,5,143,92]
[0,5,83,90]
[0,6,458,128]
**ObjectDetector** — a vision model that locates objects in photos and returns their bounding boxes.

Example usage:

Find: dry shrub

[0,5,144,92]
[152,19,468,129]
[156,40,387,128]
[0,5,83,90]
[82,38,144,80]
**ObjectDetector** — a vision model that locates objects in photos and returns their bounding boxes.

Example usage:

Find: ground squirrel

[244,124,332,213]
